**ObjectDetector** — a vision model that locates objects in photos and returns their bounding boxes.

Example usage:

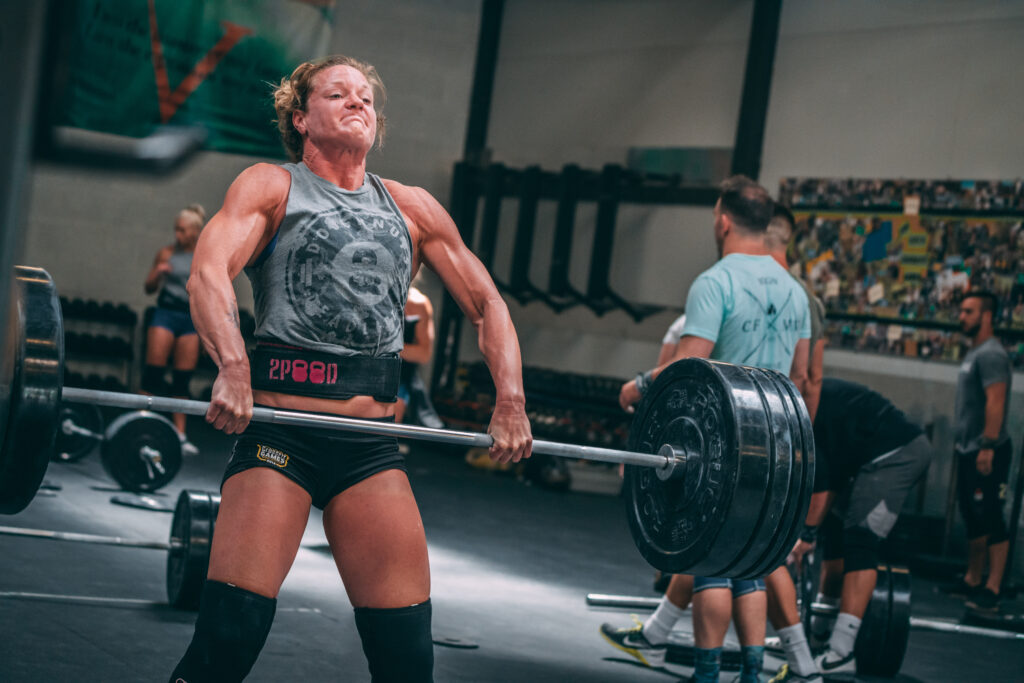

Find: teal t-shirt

[681,254,811,373]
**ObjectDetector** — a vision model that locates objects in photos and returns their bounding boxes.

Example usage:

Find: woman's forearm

[475,297,525,405]
[187,265,249,373]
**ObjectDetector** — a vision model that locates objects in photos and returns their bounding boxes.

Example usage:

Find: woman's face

[174,215,199,247]
[293,65,377,156]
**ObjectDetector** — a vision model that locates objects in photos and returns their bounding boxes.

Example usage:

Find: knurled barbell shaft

[0,524,175,551]
[61,387,670,470]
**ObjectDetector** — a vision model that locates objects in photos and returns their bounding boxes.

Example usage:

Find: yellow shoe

[598,615,666,668]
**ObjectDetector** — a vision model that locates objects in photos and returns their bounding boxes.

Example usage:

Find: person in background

[606,176,810,683]
[768,378,932,681]
[397,279,444,430]
[143,203,206,456]
[657,313,687,366]
[947,290,1014,611]
[765,204,826,420]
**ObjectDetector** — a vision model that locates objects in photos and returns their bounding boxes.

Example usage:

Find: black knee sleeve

[985,512,1009,545]
[171,369,193,397]
[354,600,433,683]
[843,527,880,573]
[142,364,169,395]
[957,454,1010,542]
[169,581,276,683]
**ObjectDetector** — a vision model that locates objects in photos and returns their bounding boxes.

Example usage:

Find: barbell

[587,566,1023,678]
[804,564,1024,677]
[0,266,814,578]
[55,406,185,491]
[0,489,220,609]
[54,402,104,462]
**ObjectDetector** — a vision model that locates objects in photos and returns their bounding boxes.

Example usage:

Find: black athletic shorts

[222,409,406,509]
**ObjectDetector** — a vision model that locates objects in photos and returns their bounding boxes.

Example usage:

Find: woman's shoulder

[224,163,291,214]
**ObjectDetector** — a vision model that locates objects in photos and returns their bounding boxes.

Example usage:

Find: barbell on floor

[54,402,104,462]
[587,567,1024,677]
[1,266,814,578]
[54,405,185,492]
[0,489,220,609]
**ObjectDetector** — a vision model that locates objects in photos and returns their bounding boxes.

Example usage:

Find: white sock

[809,593,838,641]
[778,624,817,676]
[642,596,684,645]
[828,612,861,657]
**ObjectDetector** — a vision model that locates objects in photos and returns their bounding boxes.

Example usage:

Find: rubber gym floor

[1,417,1020,682]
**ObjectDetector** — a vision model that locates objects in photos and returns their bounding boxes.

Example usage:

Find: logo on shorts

[256,445,289,468]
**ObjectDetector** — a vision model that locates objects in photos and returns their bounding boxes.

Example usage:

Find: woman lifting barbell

[167,55,531,683]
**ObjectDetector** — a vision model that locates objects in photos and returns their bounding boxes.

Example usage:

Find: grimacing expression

[293,65,377,154]
[958,297,986,337]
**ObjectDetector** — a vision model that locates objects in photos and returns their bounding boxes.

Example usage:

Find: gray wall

[761,0,1024,183]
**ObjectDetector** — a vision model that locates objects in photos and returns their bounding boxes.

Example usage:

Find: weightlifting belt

[250,342,400,403]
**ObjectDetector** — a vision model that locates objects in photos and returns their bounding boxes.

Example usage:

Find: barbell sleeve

[61,419,103,440]
[60,387,670,470]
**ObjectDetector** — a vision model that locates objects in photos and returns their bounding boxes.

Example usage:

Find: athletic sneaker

[598,616,667,668]
[180,438,199,457]
[942,576,981,599]
[764,635,783,654]
[814,648,856,675]
[768,664,823,683]
[966,587,1000,612]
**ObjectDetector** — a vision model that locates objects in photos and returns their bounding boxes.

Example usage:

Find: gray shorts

[840,434,933,539]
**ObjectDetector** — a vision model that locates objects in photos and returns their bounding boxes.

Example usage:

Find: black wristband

[979,437,999,449]
[635,370,654,397]
[800,525,818,543]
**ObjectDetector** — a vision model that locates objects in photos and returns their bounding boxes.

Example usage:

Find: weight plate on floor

[53,402,104,462]
[623,358,772,577]
[100,410,182,492]
[855,564,911,677]
[0,267,64,514]
[167,490,216,609]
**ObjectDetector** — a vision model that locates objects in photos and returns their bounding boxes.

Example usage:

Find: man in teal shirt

[607,176,810,683]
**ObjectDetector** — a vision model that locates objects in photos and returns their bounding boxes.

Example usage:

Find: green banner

[60,0,335,157]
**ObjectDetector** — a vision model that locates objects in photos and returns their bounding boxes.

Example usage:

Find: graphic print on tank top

[740,288,796,364]
[284,204,411,354]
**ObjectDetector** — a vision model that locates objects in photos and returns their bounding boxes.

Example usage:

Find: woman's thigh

[145,325,176,366]
[207,468,312,597]
[323,469,430,608]
[172,333,201,370]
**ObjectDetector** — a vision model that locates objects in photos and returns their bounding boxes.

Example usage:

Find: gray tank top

[245,163,413,357]
[157,249,193,311]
